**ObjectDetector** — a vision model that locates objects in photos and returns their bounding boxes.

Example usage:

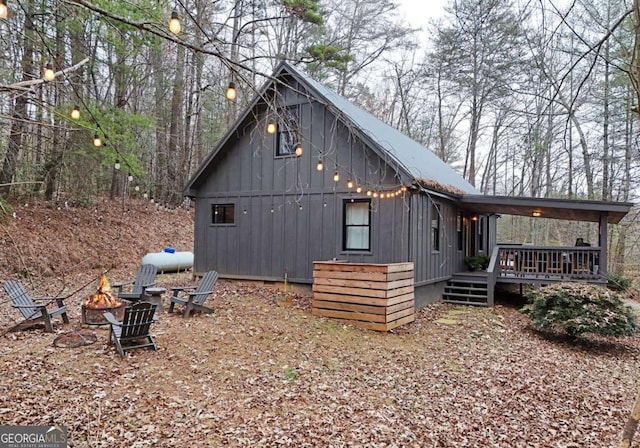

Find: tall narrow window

[212,204,235,224]
[456,212,464,251]
[478,216,484,251]
[431,203,440,251]
[276,106,299,156]
[344,200,371,251]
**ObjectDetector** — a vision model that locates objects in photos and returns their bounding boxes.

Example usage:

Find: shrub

[464,255,490,271]
[521,282,638,338]
[607,272,633,291]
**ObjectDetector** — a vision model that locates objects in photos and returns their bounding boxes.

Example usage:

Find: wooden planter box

[312,261,415,332]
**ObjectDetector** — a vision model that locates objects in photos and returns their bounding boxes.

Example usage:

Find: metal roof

[280,63,479,195]
[460,195,633,224]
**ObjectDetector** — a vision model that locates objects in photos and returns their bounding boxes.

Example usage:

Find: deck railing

[495,244,602,280]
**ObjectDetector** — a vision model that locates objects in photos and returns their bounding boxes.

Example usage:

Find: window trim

[211,203,235,225]
[275,105,299,157]
[431,202,441,252]
[343,199,372,252]
[456,212,464,251]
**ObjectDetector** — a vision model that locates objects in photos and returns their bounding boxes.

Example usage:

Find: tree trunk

[619,387,640,448]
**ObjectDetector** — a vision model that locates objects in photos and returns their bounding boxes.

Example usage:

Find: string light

[294,143,303,157]
[92,134,102,147]
[333,171,340,182]
[356,186,362,193]
[0,0,8,20]
[70,106,80,120]
[169,8,181,34]
[226,82,237,100]
[266,121,277,134]
[114,159,121,170]
[127,173,133,182]
[347,179,354,189]
[43,64,55,81]
[316,159,324,171]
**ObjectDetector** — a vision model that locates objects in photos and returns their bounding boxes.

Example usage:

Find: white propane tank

[141,247,194,273]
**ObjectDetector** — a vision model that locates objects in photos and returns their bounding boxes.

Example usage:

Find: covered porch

[443,195,633,306]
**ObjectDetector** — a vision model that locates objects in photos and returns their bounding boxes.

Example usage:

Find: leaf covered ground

[1,199,639,447]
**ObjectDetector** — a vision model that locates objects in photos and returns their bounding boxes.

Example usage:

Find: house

[183,62,633,308]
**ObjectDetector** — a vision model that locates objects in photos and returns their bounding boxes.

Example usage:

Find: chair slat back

[120,302,157,339]
[192,271,219,305]
[3,281,41,319]
[131,264,157,295]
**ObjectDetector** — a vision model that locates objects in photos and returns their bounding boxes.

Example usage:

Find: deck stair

[443,272,489,306]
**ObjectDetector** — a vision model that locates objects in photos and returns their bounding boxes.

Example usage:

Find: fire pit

[82,274,128,326]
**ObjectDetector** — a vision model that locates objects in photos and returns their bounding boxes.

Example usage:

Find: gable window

[212,204,235,224]
[276,106,299,157]
[431,203,440,251]
[343,199,371,251]
[457,212,464,251]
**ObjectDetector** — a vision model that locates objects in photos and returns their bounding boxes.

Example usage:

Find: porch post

[599,212,608,275]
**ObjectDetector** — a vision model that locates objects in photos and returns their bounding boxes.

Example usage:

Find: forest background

[1,0,640,274]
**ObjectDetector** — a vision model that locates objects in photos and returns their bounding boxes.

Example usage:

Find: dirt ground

[1,199,639,447]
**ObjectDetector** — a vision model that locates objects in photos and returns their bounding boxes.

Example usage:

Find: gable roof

[279,63,479,195]
[183,61,479,196]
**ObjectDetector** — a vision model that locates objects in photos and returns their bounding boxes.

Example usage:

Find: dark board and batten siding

[193,81,411,282]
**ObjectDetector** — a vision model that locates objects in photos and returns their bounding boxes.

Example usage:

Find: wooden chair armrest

[141,282,156,288]
[103,312,121,327]
[188,290,213,297]
[171,286,197,294]
[112,280,133,288]
[12,303,48,310]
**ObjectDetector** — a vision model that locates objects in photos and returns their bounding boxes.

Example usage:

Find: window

[456,212,464,251]
[344,200,371,251]
[276,106,299,156]
[212,204,234,224]
[478,216,484,251]
[431,203,440,251]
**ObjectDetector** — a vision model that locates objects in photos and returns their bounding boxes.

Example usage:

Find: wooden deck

[494,245,604,284]
[444,245,607,306]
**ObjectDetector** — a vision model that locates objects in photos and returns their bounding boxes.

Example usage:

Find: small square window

[212,204,234,224]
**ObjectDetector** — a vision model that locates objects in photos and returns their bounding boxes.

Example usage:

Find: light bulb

[127,173,133,182]
[169,9,181,34]
[266,122,277,134]
[294,144,303,157]
[316,160,323,171]
[93,134,102,147]
[347,179,354,189]
[134,185,140,192]
[43,64,55,81]
[333,171,340,182]
[226,82,236,100]
[143,192,148,199]
[70,106,80,120]
[356,186,362,193]
[114,159,121,170]
[0,0,7,19]
[366,190,372,196]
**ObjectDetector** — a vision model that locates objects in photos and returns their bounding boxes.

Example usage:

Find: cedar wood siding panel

[192,80,411,282]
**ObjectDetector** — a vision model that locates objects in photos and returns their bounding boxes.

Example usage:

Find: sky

[396,0,447,29]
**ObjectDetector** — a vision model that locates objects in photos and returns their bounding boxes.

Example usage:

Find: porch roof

[460,195,634,224]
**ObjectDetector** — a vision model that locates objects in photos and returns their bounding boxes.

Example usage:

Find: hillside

[0,198,194,297]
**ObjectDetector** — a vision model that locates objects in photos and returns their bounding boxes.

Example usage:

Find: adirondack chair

[3,281,70,332]
[168,271,218,318]
[113,264,157,302]
[104,301,158,357]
